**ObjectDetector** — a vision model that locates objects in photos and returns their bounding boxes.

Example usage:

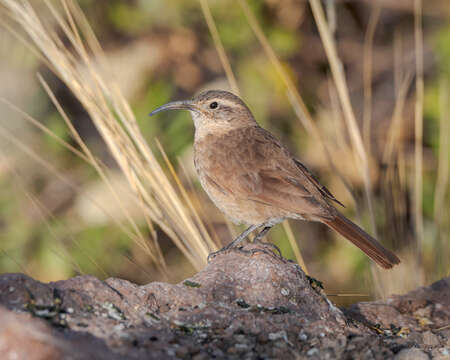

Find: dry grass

[309,0,431,295]
[0,99,158,279]
[1,0,215,273]
[362,4,381,153]
[382,72,414,166]
[199,0,239,96]
[308,0,377,240]
[433,78,450,276]
[414,0,425,259]
[435,78,449,225]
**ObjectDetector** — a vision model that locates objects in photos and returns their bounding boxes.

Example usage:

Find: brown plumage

[149,90,400,269]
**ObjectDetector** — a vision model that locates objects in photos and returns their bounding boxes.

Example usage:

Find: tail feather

[323,212,400,269]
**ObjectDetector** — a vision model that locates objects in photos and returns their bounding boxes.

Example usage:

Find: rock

[422,331,440,347]
[440,328,450,339]
[0,243,448,359]
[345,277,450,334]
[0,306,120,360]
[394,348,429,360]
[431,347,450,360]
[0,307,63,360]
[407,331,423,344]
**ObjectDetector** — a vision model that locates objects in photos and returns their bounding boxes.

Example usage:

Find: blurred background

[0,0,449,306]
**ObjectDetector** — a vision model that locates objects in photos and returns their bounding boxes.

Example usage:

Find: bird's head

[149,90,256,132]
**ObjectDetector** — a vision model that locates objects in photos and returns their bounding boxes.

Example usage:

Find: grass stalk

[434,78,449,225]
[282,221,308,275]
[199,0,240,95]
[362,4,381,154]
[414,0,424,257]
[308,0,378,240]
[1,0,213,272]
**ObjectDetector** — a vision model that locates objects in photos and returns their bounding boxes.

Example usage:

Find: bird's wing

[292,159,344,207]
[223,127,337,219]
[240,169,332,218]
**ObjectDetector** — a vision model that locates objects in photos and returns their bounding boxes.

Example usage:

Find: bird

[149,90,400,269]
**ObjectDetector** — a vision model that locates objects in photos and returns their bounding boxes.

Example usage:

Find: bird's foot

[242,246,279,258]
[207,224,260,262]
[207,244,278,262]
[207,248,225,263]
[207,244,239,262]
[252,239,283,258]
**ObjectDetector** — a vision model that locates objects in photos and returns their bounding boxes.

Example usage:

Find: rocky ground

[0,243,448,359]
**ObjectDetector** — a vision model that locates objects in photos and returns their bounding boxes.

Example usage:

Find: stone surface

[394,348,430,360]
[0,243,448,359]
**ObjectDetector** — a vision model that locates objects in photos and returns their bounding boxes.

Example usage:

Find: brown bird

[149,90,400,269]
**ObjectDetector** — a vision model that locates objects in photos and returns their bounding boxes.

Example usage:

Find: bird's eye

[209,101,218,109]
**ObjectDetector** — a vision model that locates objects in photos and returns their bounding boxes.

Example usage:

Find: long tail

[322,212,400,269]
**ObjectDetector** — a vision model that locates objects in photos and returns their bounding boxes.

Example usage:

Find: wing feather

[200,126,341,219]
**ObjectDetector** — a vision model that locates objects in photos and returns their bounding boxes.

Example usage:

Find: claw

[207,250,220,263]
[246,247,274,257]
[207,223,283,262]
[253,239,283,258]
[207,245,250,262]
[207,245,278,262]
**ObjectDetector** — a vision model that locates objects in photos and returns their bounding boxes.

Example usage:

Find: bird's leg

[252,225,282,257]
[253,225,272,242]
[207,223,261,262]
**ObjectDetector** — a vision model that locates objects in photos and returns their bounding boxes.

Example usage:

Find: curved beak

[148,100,198,116]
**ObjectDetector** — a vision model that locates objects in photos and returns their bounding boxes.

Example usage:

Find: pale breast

[193,127,292,225]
